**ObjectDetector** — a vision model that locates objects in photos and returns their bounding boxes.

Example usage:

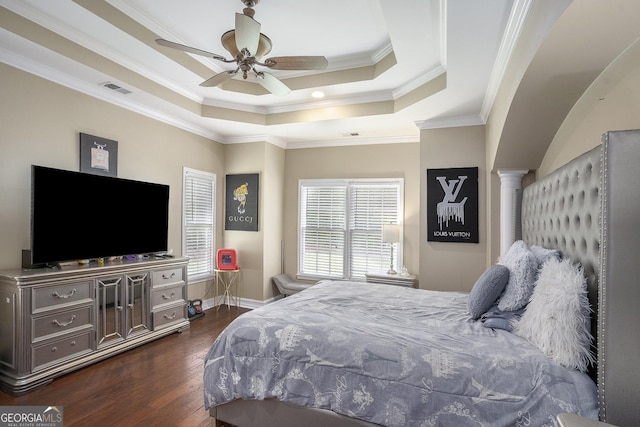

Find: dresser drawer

[151,268,183,287]
[152,304,186,330]
[32,305,93,343]
[151,284,185,309]
[32,281,93,313]
[32,331,92,371]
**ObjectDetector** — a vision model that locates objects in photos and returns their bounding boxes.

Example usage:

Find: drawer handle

[70,341,76,346]
[161,292,176,300]
[52,315,77,327]
[52,289,77,299]
[51,346,57,352]
[162,272,176,280]
[163,311,177,320]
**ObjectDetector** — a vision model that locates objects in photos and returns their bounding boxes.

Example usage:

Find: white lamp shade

[382,223,400,243]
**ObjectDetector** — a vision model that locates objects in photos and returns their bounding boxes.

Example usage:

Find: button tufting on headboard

[521,143,602,407]
[521,129,640,426]
[522,148,601,301]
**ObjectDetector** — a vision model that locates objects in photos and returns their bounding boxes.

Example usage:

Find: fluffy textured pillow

[512,257,595,372]
[530,245,560,268]
[498,240,538,311]
[467,265,510,319]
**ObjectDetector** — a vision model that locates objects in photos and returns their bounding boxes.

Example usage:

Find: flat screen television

[29,165,170,266]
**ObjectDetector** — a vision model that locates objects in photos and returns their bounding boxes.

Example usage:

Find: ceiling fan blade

[200,71,236,87]
[235,13,260,56]
[156,38,228,61]
[256,72,290,96]
[264,56,328,70]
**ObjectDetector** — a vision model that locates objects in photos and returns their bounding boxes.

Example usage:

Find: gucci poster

[427,167,478,243]
[225,173,259,231]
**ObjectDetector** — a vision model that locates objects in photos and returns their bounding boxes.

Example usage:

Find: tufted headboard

[521,129,640,426]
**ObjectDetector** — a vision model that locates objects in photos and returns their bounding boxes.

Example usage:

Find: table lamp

[382,223,400,274]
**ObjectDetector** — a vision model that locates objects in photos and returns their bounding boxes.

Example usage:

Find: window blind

[299,179,402,280]
[183,168,215,280]
[349,182,401,279]
[299,183,346,278]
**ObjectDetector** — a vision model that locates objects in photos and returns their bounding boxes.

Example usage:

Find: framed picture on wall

[79,132,118,177]
[427,167,479,243]
[225,173,259,231]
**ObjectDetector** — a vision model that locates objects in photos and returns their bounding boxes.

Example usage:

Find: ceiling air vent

[101,82,132,95]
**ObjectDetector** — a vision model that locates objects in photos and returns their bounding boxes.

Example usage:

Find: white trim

[297,178,404,280]
[201,295,279,311]
[480,0,534,121]
[415,115,485,130]
[285,134,419,150]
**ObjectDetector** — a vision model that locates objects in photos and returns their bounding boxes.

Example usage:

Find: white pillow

[512,257,595,372]
[497,240,538,311]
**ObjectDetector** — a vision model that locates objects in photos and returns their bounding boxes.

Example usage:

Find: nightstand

[557,414,616,427]
[365,271,416,287]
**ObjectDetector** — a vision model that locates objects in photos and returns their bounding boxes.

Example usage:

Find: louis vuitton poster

[225,173,259,231]
[427,167,478,243]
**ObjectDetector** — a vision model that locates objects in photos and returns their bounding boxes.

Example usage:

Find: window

[183,168,216,281]
[298,179,403,280]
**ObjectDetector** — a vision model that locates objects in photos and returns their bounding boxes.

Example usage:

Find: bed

[204,129,640,426]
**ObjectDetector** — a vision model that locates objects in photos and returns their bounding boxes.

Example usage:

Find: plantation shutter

[299,183,347,278]
[183,168,215,279]
[349,182,401,279]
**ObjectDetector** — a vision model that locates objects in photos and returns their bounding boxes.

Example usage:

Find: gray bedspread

[203,280,598,426]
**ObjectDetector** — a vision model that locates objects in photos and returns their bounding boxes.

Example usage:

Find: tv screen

[30,165,170,265]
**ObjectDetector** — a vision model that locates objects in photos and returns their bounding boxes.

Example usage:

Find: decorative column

[497,169,528,257]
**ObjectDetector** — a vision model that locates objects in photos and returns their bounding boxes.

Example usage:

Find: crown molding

[0,44,224,142]
[221,133,287,148]
[285,134,418,150]
[392,64,446,99]
[108,0,226,74]
[415,115,484,130]
[5,0,205,104]
[480,0,533,121]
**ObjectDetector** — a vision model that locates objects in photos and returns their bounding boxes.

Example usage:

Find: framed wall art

[225,173,259,231]
[427,167,479,243]
[79,132,118,177]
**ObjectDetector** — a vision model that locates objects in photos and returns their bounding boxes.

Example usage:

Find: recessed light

[311,91,325,99]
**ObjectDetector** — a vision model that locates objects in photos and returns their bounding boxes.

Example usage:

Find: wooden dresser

[0,257,189,395]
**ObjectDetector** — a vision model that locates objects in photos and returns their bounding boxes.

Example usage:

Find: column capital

[497,169,529,180]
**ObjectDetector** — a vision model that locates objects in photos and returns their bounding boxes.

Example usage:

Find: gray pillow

[530,245,560,268]
[467,264,510,319]
[498,240,538,311]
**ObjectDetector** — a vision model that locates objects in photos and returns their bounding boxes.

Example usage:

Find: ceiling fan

[156,0,328,96]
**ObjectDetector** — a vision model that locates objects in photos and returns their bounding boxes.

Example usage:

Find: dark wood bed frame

[211,129,640,426]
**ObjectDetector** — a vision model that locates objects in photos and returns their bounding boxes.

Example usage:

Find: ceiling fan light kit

[156,0,328,96]
[220,30,273,60]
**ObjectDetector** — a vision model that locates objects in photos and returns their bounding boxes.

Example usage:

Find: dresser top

[0,256,188,285]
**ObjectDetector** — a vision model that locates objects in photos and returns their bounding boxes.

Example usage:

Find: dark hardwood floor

[0,306,249,427]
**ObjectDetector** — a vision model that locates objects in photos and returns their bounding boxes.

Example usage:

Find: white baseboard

[202,294,284,311]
